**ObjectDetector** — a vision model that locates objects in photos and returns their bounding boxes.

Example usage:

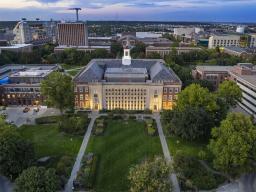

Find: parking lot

[1,107,60,127]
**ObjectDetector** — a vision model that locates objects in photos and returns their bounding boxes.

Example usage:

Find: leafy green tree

[41,72,74,114]
[209,113,256,178]
[173,153,224,190]
[0,123,35,180]
[111,41,123,58]
[176,84,218,112]
[128,156,171,192]
[15,166,60,192]
[217,80,242,107]
[131,42,146,58]
[166,107,214,140]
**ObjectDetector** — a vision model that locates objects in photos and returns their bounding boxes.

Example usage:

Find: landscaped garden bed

[73,153,98,191]
[144,118,157,136]
[86,118,162,192]
[93,117,107,136]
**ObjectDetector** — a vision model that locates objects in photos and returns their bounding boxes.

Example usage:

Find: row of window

[75,87,89,93]
[213,39,238,44]
[163,95,177,101]
[163,87,179,94]
[5,87,40,93]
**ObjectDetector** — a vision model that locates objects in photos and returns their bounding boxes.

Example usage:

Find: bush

[56,156,74,188]
[35,115,60,124]
[59,115,88,136]
[147,126,156,136]
[74,153,98,190]
[93,118,106,136]
[173,154,225,190]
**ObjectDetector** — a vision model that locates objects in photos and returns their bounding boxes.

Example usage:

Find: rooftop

[74,59,181,84]
[0,44,32,49]
[195,65,233,72]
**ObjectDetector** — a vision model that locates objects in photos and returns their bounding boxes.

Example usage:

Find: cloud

[0,0,256,21]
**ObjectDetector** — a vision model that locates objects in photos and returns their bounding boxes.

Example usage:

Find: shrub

[56,156,73,188]
[35,115,60,124]
[147,126,156,136]
[59,115,88,135]
[173,154,225,190]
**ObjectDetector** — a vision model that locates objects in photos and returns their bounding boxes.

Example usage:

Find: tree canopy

[128,156,171,192]
[176,84,218,112]
[217,80,242,107]
[209,113,256,178]
[15,166,60,192]
[41,72,74,114]
[0,120,35,179]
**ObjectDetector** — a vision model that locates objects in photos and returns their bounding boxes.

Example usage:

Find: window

[164,88,167,93]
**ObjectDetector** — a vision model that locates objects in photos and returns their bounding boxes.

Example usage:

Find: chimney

[122,47,131,65]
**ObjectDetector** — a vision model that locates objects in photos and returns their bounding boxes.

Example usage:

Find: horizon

[0,0,256,22]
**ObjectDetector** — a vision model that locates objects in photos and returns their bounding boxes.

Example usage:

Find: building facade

[146,46,202,58]
[192,66,232,89]
[13,21,57,44]
[57,22,88,46]
[229,63,256,116]
[208,35,240,49]
[73,49,182,111]
[0,64,59,106]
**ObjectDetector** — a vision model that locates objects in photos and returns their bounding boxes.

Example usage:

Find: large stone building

[208,34,240,49]
[73,48,182,111]
[0,64,59,106]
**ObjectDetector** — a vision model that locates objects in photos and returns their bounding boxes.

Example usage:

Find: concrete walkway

[64,113,98,192]
[153,114,180,192]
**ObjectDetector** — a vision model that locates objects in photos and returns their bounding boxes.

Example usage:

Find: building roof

[195,65,233,72]
[0,44,32,49]
[74,59,181,84]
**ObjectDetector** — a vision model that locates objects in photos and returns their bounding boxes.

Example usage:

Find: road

[64,113,98,192]
[153,114,180,192]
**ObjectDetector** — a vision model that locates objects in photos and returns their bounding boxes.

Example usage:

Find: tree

[176,84,218,112]
[209,113,256,178]
[41,72,74,114]
[15,166,60,192]
[128,156,171,192]
[167,106,215,140]
[217,80,242,107]
[0,123,34,179]
[111,41,123,58]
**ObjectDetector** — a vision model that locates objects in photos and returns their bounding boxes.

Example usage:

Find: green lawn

[61,63,82,70]
[161,120,209,157]
[67,69,82,77]
[86,119,162,192]
[19,124,83,159]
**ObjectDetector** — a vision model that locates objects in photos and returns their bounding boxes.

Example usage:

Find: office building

[0,64,59,106]
[208,34,240,49]
[73,48,182,111]
[146,46,202,58]
[192,66,232,89]
[57,22,88,46]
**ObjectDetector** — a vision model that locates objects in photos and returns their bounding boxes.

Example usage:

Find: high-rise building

[13,20,57,44]
[57,22,88,46]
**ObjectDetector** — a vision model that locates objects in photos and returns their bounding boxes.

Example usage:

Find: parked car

[23,107,30,113]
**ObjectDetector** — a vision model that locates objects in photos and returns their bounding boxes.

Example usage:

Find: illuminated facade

[0,64,59,106]
[74,49,182,111]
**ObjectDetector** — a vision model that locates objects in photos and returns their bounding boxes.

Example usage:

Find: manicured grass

[162,120,209,157]
[19,124,83,159]
[166,136,208,157]
[67,69,82,77]
[61,63,82,70]
[86,119,162,192]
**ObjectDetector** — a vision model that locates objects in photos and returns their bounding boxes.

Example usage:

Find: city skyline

[0,0,256,22]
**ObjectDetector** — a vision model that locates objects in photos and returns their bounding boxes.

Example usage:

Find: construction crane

[68,8,82,22]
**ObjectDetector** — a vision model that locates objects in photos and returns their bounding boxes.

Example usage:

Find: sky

[0,0,255,22]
